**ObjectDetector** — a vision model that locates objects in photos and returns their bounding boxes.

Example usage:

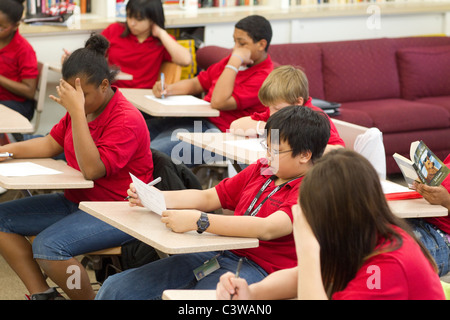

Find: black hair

[62,33,117,86]
[0,0,25,24]
[265,106,330,163]
[235,15,272,52]
[121,0,165,37]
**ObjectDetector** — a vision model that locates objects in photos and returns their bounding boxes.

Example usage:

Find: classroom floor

[0,174,448,300]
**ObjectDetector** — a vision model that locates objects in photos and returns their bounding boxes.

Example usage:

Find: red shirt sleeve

[215,163,259,211]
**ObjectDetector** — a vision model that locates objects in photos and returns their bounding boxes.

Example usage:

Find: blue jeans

[409,219,450,276]
[146,117,223,167]
[95,250,268,300]
[0,193,134,260]
[0,99,35,121]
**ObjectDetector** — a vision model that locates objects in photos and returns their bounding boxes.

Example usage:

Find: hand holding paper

[129,173,166,215]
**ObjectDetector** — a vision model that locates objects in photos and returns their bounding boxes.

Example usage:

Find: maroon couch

[196,36,450,175]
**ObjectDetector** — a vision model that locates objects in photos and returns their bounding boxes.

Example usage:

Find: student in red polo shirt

[148,15,274,166]
[217,149,445,300]
[62,0,191,89]
[95,106,331,300]
[0,34,153,300]
[0,0,38,121]
[408,154,450,277]
[230,65,345,153]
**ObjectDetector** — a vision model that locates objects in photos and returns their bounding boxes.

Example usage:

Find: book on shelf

[393,140,450,189]
[25,0,78,25]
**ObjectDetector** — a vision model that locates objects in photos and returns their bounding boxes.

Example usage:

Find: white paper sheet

[224,138,265,152]
[145,95,210,106]
[0,162,62,177]
[130,173,166,215]
[380,180,414,194]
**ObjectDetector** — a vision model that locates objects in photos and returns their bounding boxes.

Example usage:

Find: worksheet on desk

[0,162,62,176]
[224,138,265,152]
[145,95,210,106]
[130,173,166,215]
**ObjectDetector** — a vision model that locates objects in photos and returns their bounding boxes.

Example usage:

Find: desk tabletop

[79,201,259,255]
[177,132,264,165]
[120,88,220,118]
[388,198,448,219]
[0,158,93,190]
[0,104,33,134]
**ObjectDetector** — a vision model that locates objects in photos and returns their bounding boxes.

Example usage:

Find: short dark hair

[0,0,25,24]
[235,15,272,52]
[265,106,330,163]
[122,0,165,37]
[62,34,117,86]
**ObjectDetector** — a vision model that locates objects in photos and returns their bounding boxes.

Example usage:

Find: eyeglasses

[260,140,293,157]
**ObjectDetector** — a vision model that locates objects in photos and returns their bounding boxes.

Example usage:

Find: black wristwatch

[196,212,210,234]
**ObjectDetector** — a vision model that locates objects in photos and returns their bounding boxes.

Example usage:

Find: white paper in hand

[130,173,166,215]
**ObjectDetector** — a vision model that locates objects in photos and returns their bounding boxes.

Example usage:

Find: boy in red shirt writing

[95,106,331,300]
[148,15,274,166]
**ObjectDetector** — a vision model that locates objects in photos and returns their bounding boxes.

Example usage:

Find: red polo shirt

[198,54,274,132]
[215,159,300,274]
[101,23,172,89]
[425,154,450,234]
[251,98,345,147]
[0,31,38,102]
[332,226,445,300]
[50,87,153,203]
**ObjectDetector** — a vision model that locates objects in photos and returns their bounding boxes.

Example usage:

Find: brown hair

[258,65,309,107]
[299,149,438,297]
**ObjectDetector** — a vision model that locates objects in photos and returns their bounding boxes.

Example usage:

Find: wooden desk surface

[120,88,220,118]
[79,201,259,255]
[0,104,33,134]
[388,198,448,219]
[163,289,216,301]
[0,158,93,190]
[177,132,264,165]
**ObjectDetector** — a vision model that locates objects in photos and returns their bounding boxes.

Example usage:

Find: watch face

[197,212,210,233]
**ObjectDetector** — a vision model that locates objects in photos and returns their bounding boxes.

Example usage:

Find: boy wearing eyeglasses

[95,106,330,300]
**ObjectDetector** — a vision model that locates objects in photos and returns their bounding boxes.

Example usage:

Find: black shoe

[27,288,65,300]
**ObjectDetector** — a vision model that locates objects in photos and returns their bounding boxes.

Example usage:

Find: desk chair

[332,119,386,180]
[31,62,49,134]
[158,61,182,85]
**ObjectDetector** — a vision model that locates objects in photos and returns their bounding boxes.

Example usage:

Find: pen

[161,73,165,99]
[124,176,162,200]
[0,152,13,158]
[230,258,243,300]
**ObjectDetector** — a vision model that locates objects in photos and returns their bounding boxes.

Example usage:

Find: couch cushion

[321,38,401,102]
[331,108,374,128]
[339,99,450,133]
[416,96,450,113]
[397,45,450,100]
[268,43,325,99]
[196,46,232,71]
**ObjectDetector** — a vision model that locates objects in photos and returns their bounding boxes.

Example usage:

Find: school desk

[79,201,259,255]
[119,88,220,118]
[0,158,93,190]
[0,104,34,134]
[177,132,448,219]
[48,62,133,81]
[176,132,263,165]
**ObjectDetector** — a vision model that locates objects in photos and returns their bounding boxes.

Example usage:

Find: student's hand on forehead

[49,78,85,115]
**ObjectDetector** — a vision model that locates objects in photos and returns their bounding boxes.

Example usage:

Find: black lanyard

[244,175,298,217]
